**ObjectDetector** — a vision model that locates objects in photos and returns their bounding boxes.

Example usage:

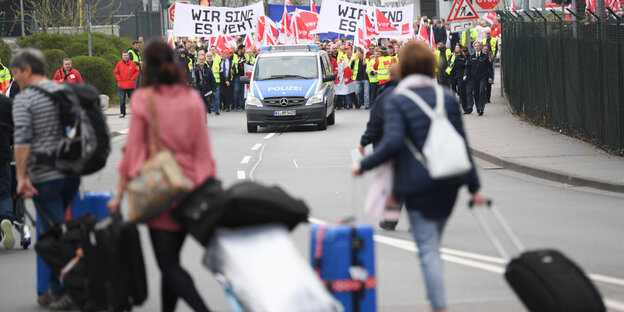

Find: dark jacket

[352,59,369,81]
[360,80,398,147]
[464,52,493,81]
[0,95,12,164]
[450,32,461,50]
[360,86,480,201]
[434,26,447,45]
[194,64,216,95]
[452,52,467,78]
[220,57,234,83]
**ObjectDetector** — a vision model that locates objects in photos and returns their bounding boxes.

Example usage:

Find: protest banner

[316,0,413,38]
[173,2,264,37]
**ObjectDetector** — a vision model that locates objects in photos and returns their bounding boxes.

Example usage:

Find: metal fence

[500,13,624,152]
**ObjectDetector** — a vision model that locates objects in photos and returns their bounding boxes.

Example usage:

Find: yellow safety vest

[482,37,498,55]
[212,55,222,83]
[352,59,367,79]
[461,28,478,47]
[366,58,378,83]
[0,65,11,94]
[445,53,456,75]
[127,48,141,63]
[433,49,452,73]
[377,56,392,84]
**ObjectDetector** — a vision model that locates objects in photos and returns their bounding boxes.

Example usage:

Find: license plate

[273,110,296,116]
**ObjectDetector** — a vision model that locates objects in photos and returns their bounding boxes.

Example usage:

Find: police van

[242,45,336,133]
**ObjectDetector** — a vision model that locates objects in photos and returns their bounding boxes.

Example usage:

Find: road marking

[589,274,624,287]
[236,171,245,180]
[605,299,624,311]
[241,156,251,164]
[293,159,299,168]
[251,143,262,150]
[264,133,275,139]
[119,128,129,135]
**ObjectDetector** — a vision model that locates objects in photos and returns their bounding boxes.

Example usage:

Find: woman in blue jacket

[352,41,487,312]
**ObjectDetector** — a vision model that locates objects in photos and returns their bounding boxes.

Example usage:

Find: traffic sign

[476,0,500,10]
[169,1,188,23]
[447,0,479,21]
[449,21,474,32]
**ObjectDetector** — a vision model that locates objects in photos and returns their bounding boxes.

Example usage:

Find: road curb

[469,147,624,194]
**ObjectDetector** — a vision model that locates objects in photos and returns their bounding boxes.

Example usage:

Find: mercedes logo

[279,98,289,107]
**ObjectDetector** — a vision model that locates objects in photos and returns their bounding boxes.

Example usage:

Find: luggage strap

[313,225,376,295]
[60,248,83,285]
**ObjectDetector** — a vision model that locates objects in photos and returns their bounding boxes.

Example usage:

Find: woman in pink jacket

[108,40,215,312]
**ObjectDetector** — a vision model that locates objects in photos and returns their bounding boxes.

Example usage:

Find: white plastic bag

[204,224,344,312]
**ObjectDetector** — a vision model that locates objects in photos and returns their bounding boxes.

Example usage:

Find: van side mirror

[240,76,250,84]
[323,74,335,82]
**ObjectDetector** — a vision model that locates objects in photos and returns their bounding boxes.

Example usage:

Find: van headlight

[306,92,324,106]
[246,95,263,107]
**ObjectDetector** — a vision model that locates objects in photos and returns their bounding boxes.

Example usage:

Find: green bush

[42,49,67,79]
[71,56,116,97]
[17,33,71,50]
[0,39,12,67]
[63,35,118,58]
[102,54,121,68]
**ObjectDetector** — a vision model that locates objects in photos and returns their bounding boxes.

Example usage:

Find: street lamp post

[87,0,92,56]
[20,0,25,36]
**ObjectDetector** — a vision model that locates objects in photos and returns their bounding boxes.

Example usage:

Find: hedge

[18,32,133,58]
[71,56,116,97]
[42,49,67,80]
[0,39,12,67]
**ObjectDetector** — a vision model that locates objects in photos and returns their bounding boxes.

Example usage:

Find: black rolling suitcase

[81,214,147,311]
[470,201,605,312]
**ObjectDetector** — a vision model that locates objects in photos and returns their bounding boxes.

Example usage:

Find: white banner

[173,2,265,37]
[316,0,413,38]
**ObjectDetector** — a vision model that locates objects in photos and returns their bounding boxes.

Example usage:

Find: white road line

[236,171,246,180]
[264,133,275,139]
[251,143,262,150]
[293,159,299,168]
[241,156,251,164]
[605,299,624,311]
[589,274,624,287]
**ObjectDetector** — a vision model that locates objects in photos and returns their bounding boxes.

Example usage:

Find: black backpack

[29,84,110,176]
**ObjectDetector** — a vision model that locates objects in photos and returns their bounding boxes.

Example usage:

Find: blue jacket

[464,52,493,81]
[360,86,480,199]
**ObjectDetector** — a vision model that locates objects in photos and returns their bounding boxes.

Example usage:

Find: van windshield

[254,56,318,81]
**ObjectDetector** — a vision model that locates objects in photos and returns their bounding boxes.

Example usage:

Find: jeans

[369,82,378,106]
[408,209,448,310]
[355,80,370,108]
[233,76,243,109]
[212,84,221,113]
[34,177,81,296]
[0,162,13,222]
[335,94,351,109]
[119,88,135,115]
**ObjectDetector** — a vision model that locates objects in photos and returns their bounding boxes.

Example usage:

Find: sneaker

[37,289,58,308]
[48,294,78,310]
[119,114,125,118]
[1,219,14,249]
[215,111,220,115]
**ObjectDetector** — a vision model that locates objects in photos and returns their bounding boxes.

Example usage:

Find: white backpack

[396,86,472,180]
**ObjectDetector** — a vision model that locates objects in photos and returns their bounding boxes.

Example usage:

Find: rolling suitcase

[471,200,605,312]
[36,192,111,301]
[310,224,377,312]
[81,214,148,311]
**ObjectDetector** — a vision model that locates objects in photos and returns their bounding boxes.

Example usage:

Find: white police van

[242,45,336,133]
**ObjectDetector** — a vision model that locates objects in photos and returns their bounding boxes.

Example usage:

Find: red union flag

[484,11,496,25]
[401,23,410,36]
[294,12,314,43]
[417,18,429,43]
[297,10,318,31]
[375,9,398,33]
[256,16,266,45]
[364,13,378,38]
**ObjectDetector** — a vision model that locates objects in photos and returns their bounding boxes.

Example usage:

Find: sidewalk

[463,69,624,193]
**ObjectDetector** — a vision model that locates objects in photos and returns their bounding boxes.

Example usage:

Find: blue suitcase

[37,192,111,295]
[310,224,377,312]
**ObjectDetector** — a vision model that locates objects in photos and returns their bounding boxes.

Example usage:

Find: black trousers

[456,76,467,112]
[220,82,233,110]
[149,229,210,312]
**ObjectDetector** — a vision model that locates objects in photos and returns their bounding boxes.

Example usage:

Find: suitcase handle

[469,200,525,260]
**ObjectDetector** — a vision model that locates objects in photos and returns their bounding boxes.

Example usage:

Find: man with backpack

[10,49,81,310]
[52,58,83,85]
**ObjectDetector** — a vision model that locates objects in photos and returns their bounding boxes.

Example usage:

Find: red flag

[490,23,501,38]
[244,34,253,48]
[375,8,399,36]
[285,0,294,5]
[401,23,411,37]
[215,34,227,54]
[429,24,436,49]
[484,11,496,25]
[364,13,378,38]
[311,0,318,13]
[343,66,354,85]
[293,11,314,43]
[256,16,266,45]
[279,8,294,44]
[265,17,279,45]
[297,10,318,33]
[417,18,429,43]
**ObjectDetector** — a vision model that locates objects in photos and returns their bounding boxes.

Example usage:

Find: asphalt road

[1,109,623,312]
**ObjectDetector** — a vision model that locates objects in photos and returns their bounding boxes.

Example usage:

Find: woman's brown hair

[397,40,436,79]
[141,39,188,88]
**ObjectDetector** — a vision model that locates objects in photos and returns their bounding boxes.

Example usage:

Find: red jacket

[114,60,140,89]
[53,68,83,84]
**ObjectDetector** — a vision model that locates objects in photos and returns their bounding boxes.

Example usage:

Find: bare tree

[11,0,125,34]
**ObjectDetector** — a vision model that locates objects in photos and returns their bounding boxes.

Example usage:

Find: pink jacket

[118,85,216,231]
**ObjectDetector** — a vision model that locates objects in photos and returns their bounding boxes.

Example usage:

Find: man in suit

[463,41,493,116]
[220,50,234,112]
